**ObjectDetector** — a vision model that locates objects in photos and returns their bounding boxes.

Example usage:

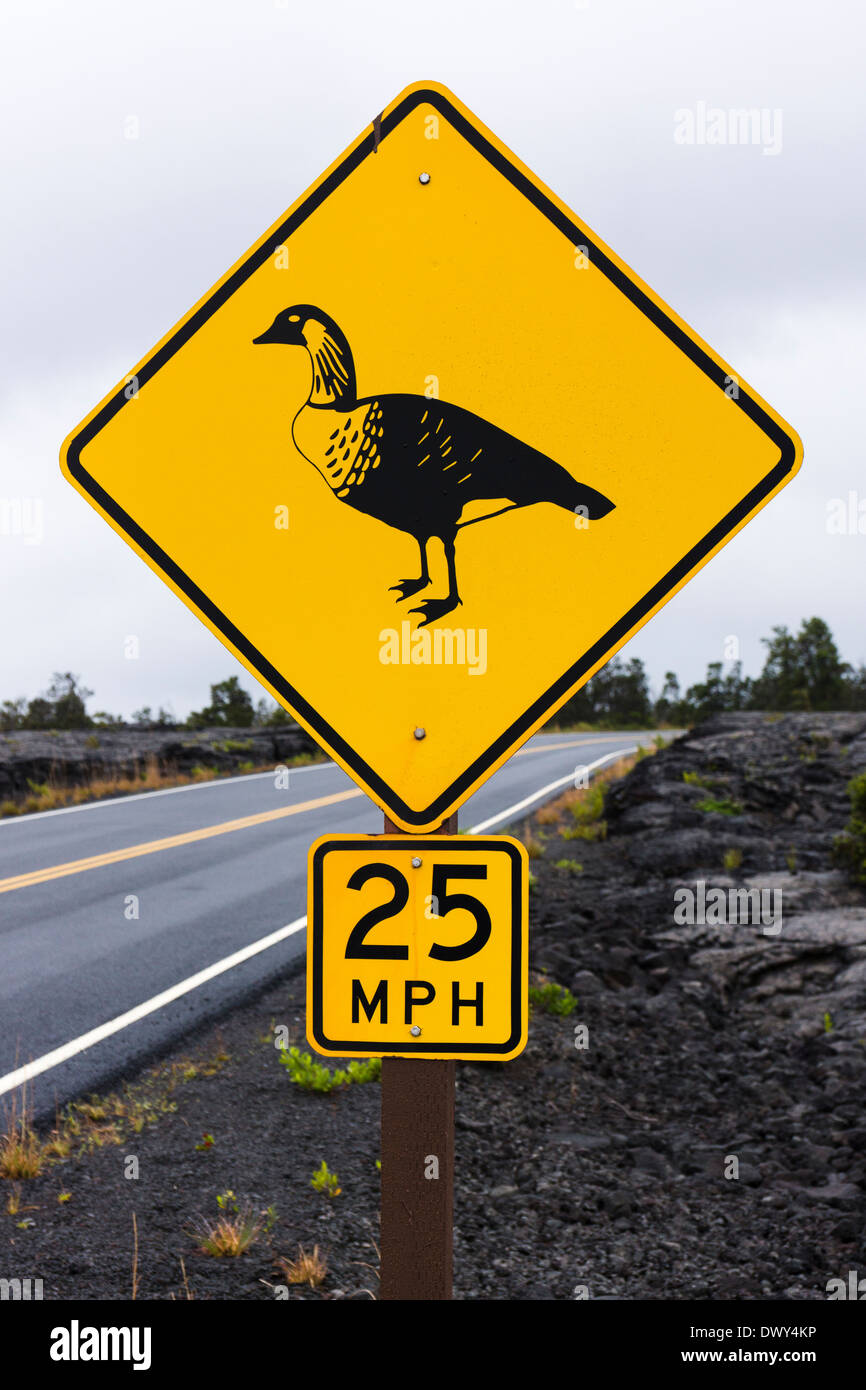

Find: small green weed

[529,982,577,1017]
[833,772,866,884]
[696,797,743,817]
[563,781,607,840]
[279,1046,381,1092]
[310,1160,341,1198]
[554,859,583,873]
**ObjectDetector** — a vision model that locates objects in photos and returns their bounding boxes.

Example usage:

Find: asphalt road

[0,730,665,1118]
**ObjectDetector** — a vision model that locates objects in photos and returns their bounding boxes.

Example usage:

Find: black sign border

[64,87,799,827]
[309,836,524,1055]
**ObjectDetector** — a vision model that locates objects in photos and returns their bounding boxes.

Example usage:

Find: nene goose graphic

[254,305,615,625]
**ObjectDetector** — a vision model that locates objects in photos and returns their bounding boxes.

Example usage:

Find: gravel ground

[3,712,865,1301]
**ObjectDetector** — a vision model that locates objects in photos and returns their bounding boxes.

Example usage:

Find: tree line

[0,673,285,733]
[556,618,866,727]
[2,618,864,734]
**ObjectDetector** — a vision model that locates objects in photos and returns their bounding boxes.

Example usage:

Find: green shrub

[696,797,743,817]
[529,982,577,1017]
[563,781,607,840]
[279,1046,381,1092]
[683,770,715,789]
[834,772,866,884]
[310,1160,341,1197]
[554,859,583,873]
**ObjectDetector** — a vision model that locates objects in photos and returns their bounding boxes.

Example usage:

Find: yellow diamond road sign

[61,81,802,831]
[307,835,528,1060]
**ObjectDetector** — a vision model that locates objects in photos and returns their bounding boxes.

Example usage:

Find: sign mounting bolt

[419,172,431,184]
[413,726,426,740]
[411,856,422,868]
[410,1025,422,1036]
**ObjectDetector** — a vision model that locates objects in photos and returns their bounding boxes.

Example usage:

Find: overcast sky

[1,0,863,719]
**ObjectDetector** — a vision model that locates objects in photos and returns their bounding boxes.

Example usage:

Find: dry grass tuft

[277,1244,328,1287]
[0,749,327,818]
[0,1089,45,1180]
[522,834,546,858]
[192,1207,263,1257]
[0,756,219,818]
[533,754,641,844]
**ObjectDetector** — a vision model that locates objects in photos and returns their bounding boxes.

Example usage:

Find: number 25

[344,863,491,962]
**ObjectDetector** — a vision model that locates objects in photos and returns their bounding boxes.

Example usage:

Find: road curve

[0,730,668,1118]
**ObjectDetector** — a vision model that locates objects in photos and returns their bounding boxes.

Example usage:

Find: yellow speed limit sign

[307,835,527,1060]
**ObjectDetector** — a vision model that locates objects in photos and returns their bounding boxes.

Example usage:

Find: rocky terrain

[4,711,865,1300]
[0,724,319,801]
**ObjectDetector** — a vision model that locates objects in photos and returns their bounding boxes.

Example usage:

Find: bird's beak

[252,324,281,345]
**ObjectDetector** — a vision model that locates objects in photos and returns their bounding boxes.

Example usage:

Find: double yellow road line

[0,788,363,896]
[0,735,603,896]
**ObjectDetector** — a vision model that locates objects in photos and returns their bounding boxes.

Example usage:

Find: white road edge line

[468,747,637,833]
[0,739,639,1099]
[0,916,308,1098]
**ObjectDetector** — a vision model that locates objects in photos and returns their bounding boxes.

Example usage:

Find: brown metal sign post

[379,812,457,1301]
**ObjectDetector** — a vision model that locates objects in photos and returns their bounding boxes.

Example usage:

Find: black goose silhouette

[254,305,615,625]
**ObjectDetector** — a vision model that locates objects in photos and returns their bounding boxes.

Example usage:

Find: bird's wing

[370,394,614,519]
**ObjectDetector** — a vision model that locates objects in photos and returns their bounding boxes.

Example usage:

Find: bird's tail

[561,478,615,520]
[509,459,615,520]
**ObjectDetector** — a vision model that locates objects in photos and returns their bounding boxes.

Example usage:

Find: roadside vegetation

[310,1161,342,1198]
[278,1047,381,1093]
[277,1245,328,1288]
[834,771,866,884]
[529,980,577,1017]
[0,748,323,819]
[0,1039,232,1189]
[530,752,640,852]
[190,1192,273,1257]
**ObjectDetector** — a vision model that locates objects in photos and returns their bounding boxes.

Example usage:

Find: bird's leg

[389,537,431,601]
[409,534,463,626]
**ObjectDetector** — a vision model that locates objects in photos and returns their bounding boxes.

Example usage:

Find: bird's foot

[389,576,431,601]
[408,596,463,628]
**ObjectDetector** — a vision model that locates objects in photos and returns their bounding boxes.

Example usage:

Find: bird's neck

[303,320,357,407]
